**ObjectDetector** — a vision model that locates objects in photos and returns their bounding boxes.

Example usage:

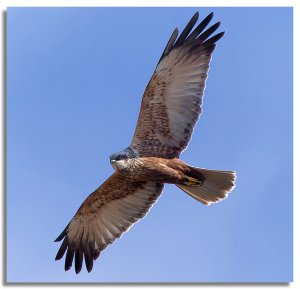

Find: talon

[182,176,203,186]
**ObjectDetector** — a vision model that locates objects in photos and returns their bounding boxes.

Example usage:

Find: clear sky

[7,7,293,282]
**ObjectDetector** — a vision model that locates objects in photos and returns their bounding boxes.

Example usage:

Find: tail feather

[177,167,236,205]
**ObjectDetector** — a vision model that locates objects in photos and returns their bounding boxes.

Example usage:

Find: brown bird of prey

[55,11,236,274]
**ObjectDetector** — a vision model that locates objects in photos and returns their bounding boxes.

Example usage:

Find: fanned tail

[177,167,236,205]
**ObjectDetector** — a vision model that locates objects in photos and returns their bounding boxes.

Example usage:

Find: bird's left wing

[130,12,224,158]
[54,172,163,273]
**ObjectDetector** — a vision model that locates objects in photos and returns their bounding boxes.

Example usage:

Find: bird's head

[109,151,129,171]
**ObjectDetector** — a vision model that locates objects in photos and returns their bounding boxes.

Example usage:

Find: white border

[1,1,297,289]
[0,0,297,6]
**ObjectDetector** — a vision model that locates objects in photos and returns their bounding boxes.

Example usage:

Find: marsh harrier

[55,11,236,274]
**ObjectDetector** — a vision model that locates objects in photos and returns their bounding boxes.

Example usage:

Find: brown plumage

[55,11,236,274]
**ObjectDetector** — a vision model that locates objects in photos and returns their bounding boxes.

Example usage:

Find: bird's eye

[116,155,122,161]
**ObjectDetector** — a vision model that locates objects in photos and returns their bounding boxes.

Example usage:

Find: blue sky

[7,7,293,282]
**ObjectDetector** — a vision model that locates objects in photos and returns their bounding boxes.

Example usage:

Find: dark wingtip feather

[199,22,221,42]
[84,245,94,273]
[87,264,93,273]
[207,12,214,22]
[93,249,101,260]
[75,267,82,274]
[190,11,199,21]
[55,237,68,260]
[65,246,75,272]
[54,233,65,243]
[75,247,83,274]
[157,11,223,66]
[185,12,214,43]
[54,222,70,242]
[207,44,216,54]
[85,254,94,273]
[157,27,178,65]
[203,31,225,46]
[175,11,199,46]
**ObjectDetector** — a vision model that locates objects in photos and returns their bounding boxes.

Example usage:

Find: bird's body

[111,156,204,185]
[55,11,236,274]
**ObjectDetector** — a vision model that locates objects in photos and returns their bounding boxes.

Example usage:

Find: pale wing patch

[155,50,213,151]
[55,177,163,274]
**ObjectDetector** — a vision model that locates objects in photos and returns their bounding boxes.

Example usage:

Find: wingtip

[193,11,199,19]
[93,249,101,260]
[64,265,71,272]
[75,267,82,274]
[204,12,214,23]
[213,21,221,30]
[86,262,93,273]
[54,223,69,242]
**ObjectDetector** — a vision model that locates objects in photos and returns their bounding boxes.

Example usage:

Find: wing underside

[55,173,164,273]
[131,12,224,158]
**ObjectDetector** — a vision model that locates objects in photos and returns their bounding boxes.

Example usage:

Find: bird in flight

[55,11,236,274]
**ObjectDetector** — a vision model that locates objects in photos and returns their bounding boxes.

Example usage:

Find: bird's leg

[181,175,204,186]
[179,163,205,186]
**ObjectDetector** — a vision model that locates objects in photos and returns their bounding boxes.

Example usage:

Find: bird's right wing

[54,172,163,274]
[130,12,224,158]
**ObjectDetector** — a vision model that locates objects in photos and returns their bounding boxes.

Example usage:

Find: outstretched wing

[130,12,224,158]
[55,172,163,273]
